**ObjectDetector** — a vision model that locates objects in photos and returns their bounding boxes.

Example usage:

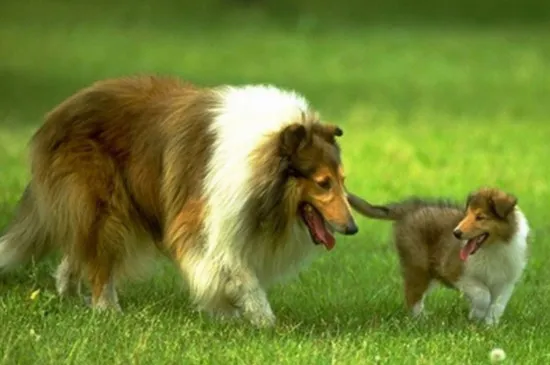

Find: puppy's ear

[490,192,518,219]
[280,124,308,157]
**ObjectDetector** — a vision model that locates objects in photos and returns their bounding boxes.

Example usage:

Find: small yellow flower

[30,289,40,301]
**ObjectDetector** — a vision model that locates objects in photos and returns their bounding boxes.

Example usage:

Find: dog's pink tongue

[460,240,477,261]
[311,212,336,251]
[322,233,336,251]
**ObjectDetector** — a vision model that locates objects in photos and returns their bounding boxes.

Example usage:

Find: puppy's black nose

[345,221,359,235]
[453,229,463,239]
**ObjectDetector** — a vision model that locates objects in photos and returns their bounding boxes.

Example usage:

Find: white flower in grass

[489,348,506,363]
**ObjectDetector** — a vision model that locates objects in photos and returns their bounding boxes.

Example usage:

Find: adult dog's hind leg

[85,211,134,312]
[34,141,133,312]
[54,255,83,298]
[88,261,120,311]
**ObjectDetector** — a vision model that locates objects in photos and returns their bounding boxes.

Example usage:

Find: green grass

[2,2,550,364]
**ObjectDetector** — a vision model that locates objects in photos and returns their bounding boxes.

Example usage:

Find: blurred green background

[1,0,549,126]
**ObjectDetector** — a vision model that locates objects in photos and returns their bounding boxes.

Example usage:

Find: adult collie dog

[0,75,358,327]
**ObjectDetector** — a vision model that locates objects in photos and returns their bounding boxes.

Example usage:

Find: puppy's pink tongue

[460,240,477,261]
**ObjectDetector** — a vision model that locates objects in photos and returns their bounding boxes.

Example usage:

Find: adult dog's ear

[280,124,308,157]
[313,124,343,143]
[490,192,518,219]
[465,192,474,209]
[328,125,343,137]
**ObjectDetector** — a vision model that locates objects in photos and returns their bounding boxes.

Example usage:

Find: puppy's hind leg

[394,224,432,318]
[403,266,432,318]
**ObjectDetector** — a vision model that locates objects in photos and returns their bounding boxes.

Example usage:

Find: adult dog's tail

[0,184,52,271]
[347,192,445,221]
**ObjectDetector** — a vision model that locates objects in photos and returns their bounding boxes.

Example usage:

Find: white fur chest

[251,223,323,287]
[463,209,529,289]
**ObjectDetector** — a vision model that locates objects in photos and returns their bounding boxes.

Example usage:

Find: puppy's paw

[410,302,430,319]
[483,311,500,327]
[468,308,487,322]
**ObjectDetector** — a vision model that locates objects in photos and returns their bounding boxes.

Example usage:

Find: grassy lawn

[1,3,550,364]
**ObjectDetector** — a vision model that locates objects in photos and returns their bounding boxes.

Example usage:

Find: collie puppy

[0,75,359,327]
[348,187,529,325]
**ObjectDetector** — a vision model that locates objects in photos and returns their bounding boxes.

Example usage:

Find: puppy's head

[453,187,518,261]
[280,121,358,251]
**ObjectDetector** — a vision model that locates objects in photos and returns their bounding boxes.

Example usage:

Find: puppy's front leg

[485,283,516,326]
[224,268,276,328]
[457,278,491,322]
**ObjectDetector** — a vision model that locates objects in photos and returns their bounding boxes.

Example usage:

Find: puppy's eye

[475,215,484,221]
[317,178,332,191]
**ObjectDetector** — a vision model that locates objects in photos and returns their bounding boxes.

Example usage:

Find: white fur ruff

[178,85,323,326]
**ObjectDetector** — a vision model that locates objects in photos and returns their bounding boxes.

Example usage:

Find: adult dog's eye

[317,178,332,191]
[475,215,484,221]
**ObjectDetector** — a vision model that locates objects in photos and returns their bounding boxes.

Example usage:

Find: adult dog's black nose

[344,221,359,235]
[453,229,463,239]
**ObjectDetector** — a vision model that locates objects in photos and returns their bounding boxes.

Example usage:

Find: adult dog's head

[276,120,358,250]
[247,111,358,251]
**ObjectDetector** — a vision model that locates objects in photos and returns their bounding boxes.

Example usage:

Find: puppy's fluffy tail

[348,192,450,221]
[0,184,52,271]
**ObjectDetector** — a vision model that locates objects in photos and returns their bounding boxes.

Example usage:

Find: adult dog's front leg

[224,269,276,328]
